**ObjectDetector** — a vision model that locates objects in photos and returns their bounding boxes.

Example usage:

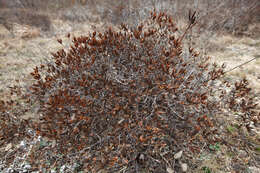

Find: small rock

[20,140,27,148]
[60,165,67,172]
[248,166,260,173]
[238,150,247,158]
[21,163,31,172]
[181,163,188,172]
[51,140,56,148]
[174,150,183,159]
[50,169,57,173]
[216,117,225,125]
[249,121,256,129]
[166,167,174,173]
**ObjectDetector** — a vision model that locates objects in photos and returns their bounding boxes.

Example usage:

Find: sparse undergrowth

[0,10,259,172]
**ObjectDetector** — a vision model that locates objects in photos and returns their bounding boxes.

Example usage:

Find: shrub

[0,8,51,35]
[0,85,31,139]
[25,11,258,172]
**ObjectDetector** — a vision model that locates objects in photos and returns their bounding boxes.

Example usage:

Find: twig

[223,56,260,74]
[205,56,260,83]
[179,11,197,43]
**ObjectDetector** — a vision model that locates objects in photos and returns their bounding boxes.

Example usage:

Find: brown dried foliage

[0,85,31,146]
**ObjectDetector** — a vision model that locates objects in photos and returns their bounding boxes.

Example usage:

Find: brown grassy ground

[0,1,259,172]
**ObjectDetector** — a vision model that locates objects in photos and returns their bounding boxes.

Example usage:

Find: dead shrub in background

[3,0,258,34]
[1,0,258,39]
[0,8,51,36]
[53,0,259,34]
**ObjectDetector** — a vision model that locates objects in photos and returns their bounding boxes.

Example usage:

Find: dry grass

[208,27,260,93]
